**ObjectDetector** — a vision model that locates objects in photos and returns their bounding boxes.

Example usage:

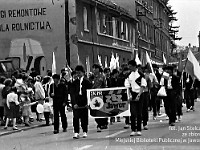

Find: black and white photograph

[0,0,200,149]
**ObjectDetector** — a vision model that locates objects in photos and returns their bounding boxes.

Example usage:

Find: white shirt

[7,92,19,108]
[124,70,147,93]
[79,76,84,95]
[34,81,45,100]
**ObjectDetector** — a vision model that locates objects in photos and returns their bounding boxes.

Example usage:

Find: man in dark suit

[50,74,69,134]
[70,65,92,139]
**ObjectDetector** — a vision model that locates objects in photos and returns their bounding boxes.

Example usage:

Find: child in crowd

[43,98,53,126]
[20,90,38,126]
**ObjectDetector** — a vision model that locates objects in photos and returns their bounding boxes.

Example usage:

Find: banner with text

[87,87,128,118]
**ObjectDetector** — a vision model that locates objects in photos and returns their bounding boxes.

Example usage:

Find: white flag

[135,52,142,65]
[110,52,116,71]
[185,49,200,80]
[163,54,167,64]
[146,51,158,82]
[52,52,56,75]
[98,55,103,67]
[116,53,120,69]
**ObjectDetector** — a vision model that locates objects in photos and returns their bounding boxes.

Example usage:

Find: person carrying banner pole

[90,64,108,132]
[124,60,147,136]
[70,65,92,139]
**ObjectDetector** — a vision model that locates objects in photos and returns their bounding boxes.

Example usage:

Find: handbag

[157,86,167,97]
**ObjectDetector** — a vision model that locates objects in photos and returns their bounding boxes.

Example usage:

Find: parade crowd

[0,59,199,138]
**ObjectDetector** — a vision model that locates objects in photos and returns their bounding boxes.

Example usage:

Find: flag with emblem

[87,87,129,117]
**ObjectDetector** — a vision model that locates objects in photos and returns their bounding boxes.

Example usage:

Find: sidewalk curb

[0,124,45,137]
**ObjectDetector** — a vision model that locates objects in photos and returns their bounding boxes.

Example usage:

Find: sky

[168,0,200,47]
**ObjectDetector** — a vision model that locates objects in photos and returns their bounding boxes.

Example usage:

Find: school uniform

[183,73,194,110]
[165,73,181,125]
[124,69,147,133]
[50,82,69,133]
[70,76,92,134]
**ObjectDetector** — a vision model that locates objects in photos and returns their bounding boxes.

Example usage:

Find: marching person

[50,74,69,134]
[117,66,131,129]
[142,65,154,130]
[90,64,107,132]
[70,65,92,139]
[165,66,181,126]
[125,60,147,136]
[183,73,194,112]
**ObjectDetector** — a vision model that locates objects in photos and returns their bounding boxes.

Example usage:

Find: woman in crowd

[4,87,19,130]
[0,76,6,125]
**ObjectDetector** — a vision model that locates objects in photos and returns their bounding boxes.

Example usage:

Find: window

[121,21,124,39]
[125,23,128,40]
[102,14,106,34]
[106,15,113,36]
[112,17,116,37]
[83,7,89,31]
[145,23,148,40]
[132,27,136,45]
[96,10,100,33]
[116,20,121,38]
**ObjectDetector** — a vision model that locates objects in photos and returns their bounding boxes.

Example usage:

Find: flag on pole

[146,51,158,82]
[110,52,116,71]
[105,57,108,68]
[115,53,120,69]
[163,53,166,64]
[77,53,80,65]
[135,52,142,65]
[86,56,90,78]
[52,52,56,75]
[98,55,103,67]
[185,49,200,80]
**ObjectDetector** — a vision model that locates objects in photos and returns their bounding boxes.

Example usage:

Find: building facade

[136,0,172,64]
[68,0,138,70]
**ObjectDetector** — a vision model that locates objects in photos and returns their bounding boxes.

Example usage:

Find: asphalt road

[1,102,200,150]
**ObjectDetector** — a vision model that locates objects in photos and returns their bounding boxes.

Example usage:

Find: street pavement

[0,101,200,150]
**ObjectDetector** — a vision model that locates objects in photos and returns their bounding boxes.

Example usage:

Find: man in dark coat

[50,74,69,134]
[70,65,92,139]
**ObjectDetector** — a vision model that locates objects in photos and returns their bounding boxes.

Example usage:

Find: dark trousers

[125,116,130,125]
[73,108,88,133]
[44,112,50,125]
[95,118,108,128]
[53,105,67,131]
[130,101,142,132]
[165,90,177,124]
[176,93,183,116]
[129,91,142,132]
[141,92,149,127]
[0,106,4,120]
[184,89,195,109]
[151,88,160,117]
